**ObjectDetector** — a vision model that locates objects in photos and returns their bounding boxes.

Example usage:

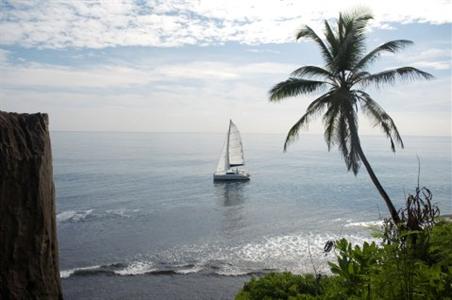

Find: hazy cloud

[411,61,450,70]
[0,49,9,64]
[0,60,295,89]
[400,48,451,70]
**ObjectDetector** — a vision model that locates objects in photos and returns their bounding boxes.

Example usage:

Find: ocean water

[53,132,451,299]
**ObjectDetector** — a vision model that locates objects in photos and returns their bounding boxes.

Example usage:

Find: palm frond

[348,71,370,85]
[323,20,339,62]
[353,40,413,71]
[356,90,404,151]
[333,11,371,72]
[353,13,373,25]
[341,9,373,29]
[337,110,351,161]
[338,13,344,41]
[269,78,328,102]
[290,66,333,80]
[283,93,333,151]
[323,99,342,150]
[296,26,333,65]
[360,67,433,87]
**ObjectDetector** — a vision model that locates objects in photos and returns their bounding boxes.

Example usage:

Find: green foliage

[372,221,452,299]
[328,239,381,298]
[235,273,328,300]
[417,221,452,298]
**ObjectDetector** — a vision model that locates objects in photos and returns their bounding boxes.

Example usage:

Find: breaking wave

[60,265,103,279]
[344,220,383,228]
[60,262,264,279]
[57,208,141,223]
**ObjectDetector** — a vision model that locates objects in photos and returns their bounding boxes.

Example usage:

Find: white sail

[215,134,229,173]
[228,121,245,166]
[213,120,250,181]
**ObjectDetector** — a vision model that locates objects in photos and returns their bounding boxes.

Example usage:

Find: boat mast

[225,120,231,171]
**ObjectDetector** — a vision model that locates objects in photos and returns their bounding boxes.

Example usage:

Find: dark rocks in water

[0,111,63,299]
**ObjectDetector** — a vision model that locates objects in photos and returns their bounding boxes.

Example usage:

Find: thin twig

[307,238,318,276]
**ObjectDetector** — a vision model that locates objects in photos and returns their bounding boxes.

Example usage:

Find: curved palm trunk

[356,142,401,224]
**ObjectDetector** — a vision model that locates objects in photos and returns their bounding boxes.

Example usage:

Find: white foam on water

[175,266,204,274]
[215,264,251,276]
[57,208,141,223]
[57,209,94,223]
[114,261,157,276]
[345,220,383,228]
[105,208,141,217]
[60,265,100,278]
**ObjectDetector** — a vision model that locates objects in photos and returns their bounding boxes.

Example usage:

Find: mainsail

[228,121,244,167]
[215,120,245,173]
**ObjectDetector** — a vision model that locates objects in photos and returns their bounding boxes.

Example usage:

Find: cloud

[411,61,450,70]
[397,48,452,70]
[0,48,9,64]
[0,0,450,49]
[0,63,154,88]
[246,48,281,54]
[0,60,295,89]
[410,49,451,60]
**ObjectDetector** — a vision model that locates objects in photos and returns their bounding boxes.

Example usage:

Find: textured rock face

[0,111,63,299]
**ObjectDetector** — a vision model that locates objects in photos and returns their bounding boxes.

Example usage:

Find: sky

[0,0,451,136]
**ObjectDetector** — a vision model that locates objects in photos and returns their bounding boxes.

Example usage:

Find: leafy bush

[372,221,452,299]
[235,273,328,300]
[327,239,382,298]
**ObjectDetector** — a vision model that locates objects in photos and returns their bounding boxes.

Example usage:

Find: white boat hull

[213,172,250,181]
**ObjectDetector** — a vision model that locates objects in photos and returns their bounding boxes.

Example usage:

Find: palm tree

[269,10,433,224]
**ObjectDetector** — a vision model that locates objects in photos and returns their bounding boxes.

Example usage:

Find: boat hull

[213,173,250,181]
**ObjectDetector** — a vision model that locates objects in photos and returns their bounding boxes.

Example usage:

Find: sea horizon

[50,130,452,138]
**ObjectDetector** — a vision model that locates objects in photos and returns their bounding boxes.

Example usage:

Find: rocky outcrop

[0,111,62,299]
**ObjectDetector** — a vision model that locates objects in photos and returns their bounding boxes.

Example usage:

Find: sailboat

[213,120,250,181]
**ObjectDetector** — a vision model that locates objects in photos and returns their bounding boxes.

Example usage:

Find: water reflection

[214,181,249,206]
[214,182,250,238]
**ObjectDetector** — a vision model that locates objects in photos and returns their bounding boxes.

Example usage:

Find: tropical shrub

[235,272,335,300]
[327,239,381,298]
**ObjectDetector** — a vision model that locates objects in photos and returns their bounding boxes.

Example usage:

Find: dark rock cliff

[0,111,63,299]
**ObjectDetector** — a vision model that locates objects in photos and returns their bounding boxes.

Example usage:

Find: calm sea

[53,132,451,299]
